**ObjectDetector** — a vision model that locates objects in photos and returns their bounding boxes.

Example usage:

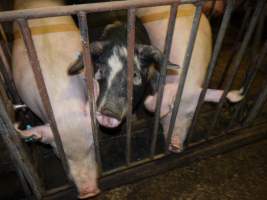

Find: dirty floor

[93,139,267,200]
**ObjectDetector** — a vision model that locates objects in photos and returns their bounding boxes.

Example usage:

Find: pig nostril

[100,107,121,120]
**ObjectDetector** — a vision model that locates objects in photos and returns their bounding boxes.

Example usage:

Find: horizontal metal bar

[151,3,179,158]
[77,12,102,173]
[186,0,234,144]
[165,2,203,153]
[0,0,200,22]
[209,0,265,130]
[17,19,70,176]
[126,8,136,165]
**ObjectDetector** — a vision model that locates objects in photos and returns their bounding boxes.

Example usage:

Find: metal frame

[0,0,266,199]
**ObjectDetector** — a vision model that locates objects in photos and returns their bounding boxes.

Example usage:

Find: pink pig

[137,4,243,152]
[13,0,100,198]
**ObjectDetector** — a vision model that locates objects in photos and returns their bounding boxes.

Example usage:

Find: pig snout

[78,184,100,199]
[96,102,122,128]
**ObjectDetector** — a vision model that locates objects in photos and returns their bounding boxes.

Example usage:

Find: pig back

[12,15,84,121]
[137,4,212,90]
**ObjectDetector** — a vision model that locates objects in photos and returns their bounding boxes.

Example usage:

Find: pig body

[12,0,100,198]
[139,5,243,152]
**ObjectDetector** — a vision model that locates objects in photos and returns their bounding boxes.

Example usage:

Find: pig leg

[161,91,199,153]
[205,88,244,103]
[14,124,54,145]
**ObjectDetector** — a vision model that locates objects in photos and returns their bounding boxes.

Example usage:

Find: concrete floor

[94,139,267,200]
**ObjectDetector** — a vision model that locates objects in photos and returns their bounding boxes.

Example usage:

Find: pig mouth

[96,112,121,128]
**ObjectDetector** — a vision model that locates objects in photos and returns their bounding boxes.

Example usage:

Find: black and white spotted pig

[68,9,173,128]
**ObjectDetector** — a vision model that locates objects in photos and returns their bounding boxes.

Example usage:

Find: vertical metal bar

[209,0,265,130]
[77,12,102,173]
[165,3,203,153]
[126,8,136,165]
[16,19,70,176]
[245,81,267,125]
[0,98,43,199]
[150,3,178,158]
[186,0,234,144]
[217,3,253,88]
[228,41,267,128]
[207,0,217,19]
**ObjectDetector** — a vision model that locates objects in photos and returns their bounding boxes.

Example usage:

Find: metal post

[77,12,103,173]
[126,8,136,165]
[150,3,178,158]
[165,3,203,153]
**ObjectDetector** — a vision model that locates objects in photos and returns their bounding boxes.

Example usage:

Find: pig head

[68,11,171,128]
[12,0,100,198]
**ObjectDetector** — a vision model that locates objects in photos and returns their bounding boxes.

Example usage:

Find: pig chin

[96,112,121,128]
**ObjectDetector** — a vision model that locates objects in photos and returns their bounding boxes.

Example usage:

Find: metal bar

[126,8,136,165]
[17,19,70,176]
[186,0,234,144]
[217,3,253,88]
[0,0,200,22]
[209,0,265,130]
[0,98,43,199]
[150,3,179,158]
[228,41,267,128]
[16,168,33,198]
[245,82,267,125]
[77,12,103,173]
[207,0,217,19]
[165,3,203,153]
[0,42,21,104]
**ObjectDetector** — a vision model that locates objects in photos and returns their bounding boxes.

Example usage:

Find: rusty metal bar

[165,3,203,153]
[209,0,265,130]
[245,82,267,125]
[126,8,136,165]
[16,19,70,176]
[0,98,43,199]
[186,0,234,144]
[77,12,102,173]
[217,3,253,88]
[228,41,267,129]
[0,42,21,104]
[0,0,200,22]
[150,3,178,158]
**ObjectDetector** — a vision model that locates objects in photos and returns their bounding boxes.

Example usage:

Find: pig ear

[68,41,109,75]
[136,44,179,69]
[90,40,109,57]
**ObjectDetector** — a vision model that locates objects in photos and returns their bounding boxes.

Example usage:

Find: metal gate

[0,0,266,199]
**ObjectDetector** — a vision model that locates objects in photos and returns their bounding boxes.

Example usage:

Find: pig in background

[12,0,100,198]
[137,4,244,152]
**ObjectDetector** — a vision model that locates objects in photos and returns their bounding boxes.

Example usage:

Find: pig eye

[133,71,142,85]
